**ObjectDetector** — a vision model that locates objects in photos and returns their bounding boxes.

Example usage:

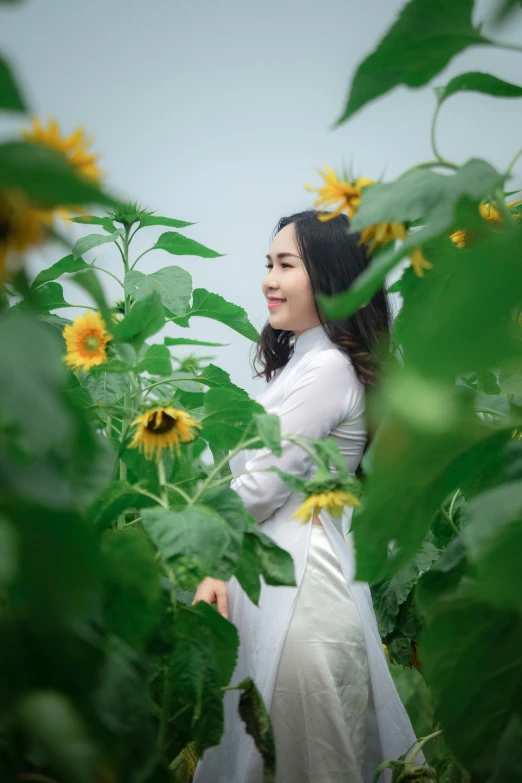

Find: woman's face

[262,222,321,338]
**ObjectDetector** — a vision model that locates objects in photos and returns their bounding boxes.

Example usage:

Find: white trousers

[270,524,370,783]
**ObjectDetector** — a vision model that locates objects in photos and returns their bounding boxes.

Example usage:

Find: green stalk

[117,224,132,529]
[157,458,169,507]
[430,98,444,162]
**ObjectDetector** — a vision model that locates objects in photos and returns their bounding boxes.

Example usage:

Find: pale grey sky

[2,0,522,395]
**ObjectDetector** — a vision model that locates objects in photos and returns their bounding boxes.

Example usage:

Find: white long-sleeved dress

[193,324,421,783]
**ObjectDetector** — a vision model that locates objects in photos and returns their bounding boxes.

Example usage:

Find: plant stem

[130,247,154,270]
[190,435,262,504]
[430,99,443,162]
[404,729,443,767]
[398,158,459,180]
[493,186,514,227]
[157,458,169,507]
[61,304,98,311]
[505,147,522,178]
[164,482,193,504]
[89,264,124,287]
[439,503,459,537]
[476,407,507,417]
[134,486,168,508]
[157,667,173,752]
[492,40,522,55]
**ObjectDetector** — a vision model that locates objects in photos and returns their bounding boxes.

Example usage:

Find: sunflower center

[84,335,101,353]
[146,412,176,435]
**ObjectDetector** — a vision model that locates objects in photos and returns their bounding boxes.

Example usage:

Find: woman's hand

[192,577,229,619]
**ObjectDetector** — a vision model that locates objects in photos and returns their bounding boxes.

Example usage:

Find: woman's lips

[268,298,286,309]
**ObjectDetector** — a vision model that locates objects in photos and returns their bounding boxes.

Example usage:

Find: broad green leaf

[490,715,522,783]
[234,533,262,605]
[125,265,192,316]
[172,288,259,342]
[170,618,224,754]
[0,56,27,112]
[0,514,17,584]
[351,373,511,582]
[89,359,132,375]
[179,602,239,687]
[350,160,502,236]
[249,528,296,588]
[69,215,116,233]
[253,413,282,457]
[336,0,489,124]
[136,343,172,375]
[13,281,71,311]
[141,504,243,588]
[31,254,89,290]
[386,633,411,666]
[435,71,522,104]
[499,363,522,396]
[112,292,165,348]
[80,370,129,405]
[170,743,199,781]
[464,481,522,611]
[101,528,162,649]
[164,336,229,348]
[371,542,439,636]
[0,142,113,208]
[201,388,265,450]
[155,231,223,258]
[0,311,73,453]
[421,594,522,774]
[198,363,248,394]
[394,226,522,377]
[139,214,195,229]
[15,691,97,783]
[88,479,156,532]
[236,678,275,783]
[318,161,504,321]
[72,228,124,259]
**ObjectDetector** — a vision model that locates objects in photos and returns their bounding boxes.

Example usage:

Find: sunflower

[128,406,201,462]
[22,117,102,183]
[0,190,47,281]
[63,311,111,372]
[450,199,522,248]
[293,489,361,523]
[305,167,414,260]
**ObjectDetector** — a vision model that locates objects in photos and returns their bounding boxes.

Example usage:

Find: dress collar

[292,324,332,359]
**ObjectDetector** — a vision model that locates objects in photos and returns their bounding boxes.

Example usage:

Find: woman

[192,211,421,783]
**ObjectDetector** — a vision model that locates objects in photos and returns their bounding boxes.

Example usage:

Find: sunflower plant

[304,0,522,781]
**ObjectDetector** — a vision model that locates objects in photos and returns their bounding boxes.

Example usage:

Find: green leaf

[31,254,89,289]
[234,533,262,605]
[88,479,156,532]
[72,228,124,259]
[164,337,229,348]
[112,292,165,348]
[352,378,512,582]
[336,0,489,124]
[236,678,276,783]
[201,388,265,450]
[394,225,522,377]
[490,715,522,783]
[79,370,129,405]
[253,413,282,457]
[0,55,27,112]
[69,215,116,233]
[13,281,72,311]
[249,528,296,588]
[139,214,195,229]
[0,142,113,208]
[464,481,522,611]
[141,504,243,589]
[179,602,239,687]
[15,691,97,783]
[372,542,439,636]
[155,231,223,258]
[125,265,192,316]
[136,343,172,375]
[436,71,522,104]
[198,363,248,394]
[421,594,522,774]
[101,528,162,649]
[172,288,259,341]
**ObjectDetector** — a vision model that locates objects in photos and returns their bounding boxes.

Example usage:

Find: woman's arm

[231,349,362,523]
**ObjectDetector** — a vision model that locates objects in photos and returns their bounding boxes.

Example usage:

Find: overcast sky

[2,0,522,395]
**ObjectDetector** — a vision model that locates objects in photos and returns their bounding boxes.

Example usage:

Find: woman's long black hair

[252,209,393,444]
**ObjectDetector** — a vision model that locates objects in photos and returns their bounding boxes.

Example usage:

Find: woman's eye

[265,264,272,269]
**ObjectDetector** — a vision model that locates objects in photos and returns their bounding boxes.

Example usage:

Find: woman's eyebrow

[265,252,300,260]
